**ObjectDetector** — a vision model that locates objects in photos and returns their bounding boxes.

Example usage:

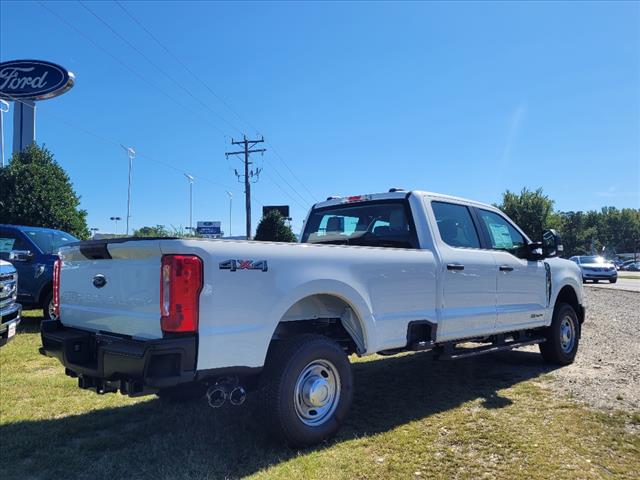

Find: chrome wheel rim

[293,359,340,426]
[559,315,575,353]
[48,298,58,321]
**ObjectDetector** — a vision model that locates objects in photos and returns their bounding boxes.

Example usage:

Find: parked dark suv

[0,225,78,319]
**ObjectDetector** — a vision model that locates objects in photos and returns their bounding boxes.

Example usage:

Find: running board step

[435,337,546,361]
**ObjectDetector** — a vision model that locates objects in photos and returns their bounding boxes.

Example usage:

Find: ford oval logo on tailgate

[92,274,107,288]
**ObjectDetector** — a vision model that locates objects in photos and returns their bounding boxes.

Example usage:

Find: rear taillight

[160,255,203,333]
[53,259,61,318]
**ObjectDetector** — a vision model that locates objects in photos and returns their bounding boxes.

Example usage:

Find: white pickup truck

[41,189,585,446]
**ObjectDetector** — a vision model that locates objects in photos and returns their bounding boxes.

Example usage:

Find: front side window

[302,201,417,248]
[478,209,526,252]
[432,201,481,249]
[0,231,28,259]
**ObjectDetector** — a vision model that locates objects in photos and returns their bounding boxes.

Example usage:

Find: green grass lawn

[1,310,638,480]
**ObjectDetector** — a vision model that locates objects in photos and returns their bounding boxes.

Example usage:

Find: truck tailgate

[59,240,163,339]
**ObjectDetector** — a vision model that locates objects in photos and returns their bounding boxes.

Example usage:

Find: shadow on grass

[1,348,558,479]
[17,310,44,334]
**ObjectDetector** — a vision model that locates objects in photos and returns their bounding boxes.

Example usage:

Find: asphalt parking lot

[584,271,640,293]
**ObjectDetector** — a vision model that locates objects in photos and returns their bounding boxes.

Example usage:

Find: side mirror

[542,229,563,258]
[9,250,34,262]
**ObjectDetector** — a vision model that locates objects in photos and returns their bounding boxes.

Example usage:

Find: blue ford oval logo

[92,274,107,289]
[0,59,75,101]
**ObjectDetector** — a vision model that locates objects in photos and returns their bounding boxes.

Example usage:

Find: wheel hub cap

[294,359,341,426]
[560,316,575,353]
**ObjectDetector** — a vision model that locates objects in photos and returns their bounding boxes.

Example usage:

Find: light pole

[110,216,122,234]
[184,174,194,234]
[121,145,136,235]
[90,227,99,238]
[226,190,233,237]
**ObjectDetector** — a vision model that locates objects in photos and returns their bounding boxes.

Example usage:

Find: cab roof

[313,190,496,211]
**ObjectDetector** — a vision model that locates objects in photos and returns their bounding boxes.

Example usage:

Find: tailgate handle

[447,263,465,271]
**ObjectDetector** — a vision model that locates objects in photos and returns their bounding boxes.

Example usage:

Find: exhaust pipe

[229,386,246,406]
[206,385,227,408]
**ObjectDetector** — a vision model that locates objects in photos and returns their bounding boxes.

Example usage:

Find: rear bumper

[0,303,21,346]
[40,320,197,396]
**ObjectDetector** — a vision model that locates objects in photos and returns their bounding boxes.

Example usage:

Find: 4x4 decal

[219,259,268,272]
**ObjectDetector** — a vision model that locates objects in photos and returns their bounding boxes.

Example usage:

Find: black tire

[582,277,587,284]
[156,382,207,402]
[539,302,580,365]
[609,278,617,284]
[261,334,353,447]
[42,291,56,320]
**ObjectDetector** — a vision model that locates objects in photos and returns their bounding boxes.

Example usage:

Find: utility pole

[225,136,265,239]
[226,190,233,237]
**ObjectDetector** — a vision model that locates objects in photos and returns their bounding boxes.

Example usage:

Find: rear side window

[477,209,526,251]
[432,202,481,249]
[301,201,418,248]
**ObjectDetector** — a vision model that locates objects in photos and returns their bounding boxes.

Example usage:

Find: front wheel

[609,278,617,284]
[539,303,580,365]
[261,335,353,447]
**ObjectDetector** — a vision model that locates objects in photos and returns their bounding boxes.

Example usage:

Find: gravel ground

[545,288,640,412]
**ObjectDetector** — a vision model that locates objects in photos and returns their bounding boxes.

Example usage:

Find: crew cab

[40,190,585,446]
[0,225,79,320]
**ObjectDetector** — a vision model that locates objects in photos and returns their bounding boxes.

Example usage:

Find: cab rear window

[301,201,418,249]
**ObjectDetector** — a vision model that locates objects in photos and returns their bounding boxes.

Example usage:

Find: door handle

[447,263,465,271]
[499,265,514,272]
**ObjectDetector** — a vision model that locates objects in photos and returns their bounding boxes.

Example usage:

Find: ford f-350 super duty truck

[41,189,584,446]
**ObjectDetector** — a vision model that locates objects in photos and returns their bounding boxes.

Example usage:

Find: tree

[133,225,171,237]
[0,144,89,239]
[496,187,555,241]
[254,210,296,242]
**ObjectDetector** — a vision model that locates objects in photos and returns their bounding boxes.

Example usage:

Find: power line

[113,0,319,204]
[78,0,244,137]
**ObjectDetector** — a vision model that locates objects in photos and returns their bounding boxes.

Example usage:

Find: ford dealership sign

[0,59,75,101]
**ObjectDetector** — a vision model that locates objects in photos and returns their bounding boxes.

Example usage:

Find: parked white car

[41,189,585,446]
[569,255,617,283]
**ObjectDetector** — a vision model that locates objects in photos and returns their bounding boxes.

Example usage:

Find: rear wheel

[261,334,353,447]
[539,302,580,365]
[42,291,57,321]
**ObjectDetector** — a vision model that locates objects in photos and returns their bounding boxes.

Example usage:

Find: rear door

[59,239,164,339]
[474,208,547,331]
[430,201,497,341]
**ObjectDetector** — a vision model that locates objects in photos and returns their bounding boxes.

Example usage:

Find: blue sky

[1,1,638,235]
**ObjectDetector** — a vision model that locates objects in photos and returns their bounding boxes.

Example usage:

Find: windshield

[578,256,605,264]
[24,230,79,255]
[301,201,417,248]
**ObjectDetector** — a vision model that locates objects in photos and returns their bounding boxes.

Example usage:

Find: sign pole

[0,100,8,167]
[12,99,36,154]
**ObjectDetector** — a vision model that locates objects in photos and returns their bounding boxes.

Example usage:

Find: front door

[430,201,498,341]
[474,209,547,331]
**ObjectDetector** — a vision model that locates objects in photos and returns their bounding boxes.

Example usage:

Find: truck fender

[267,279,376,355]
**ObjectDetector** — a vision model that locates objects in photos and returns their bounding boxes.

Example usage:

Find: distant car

[569,255,618,283]
[0,259,21,347]
[621,261,640,271]
[619,260,639,271]
[0,225,79,319]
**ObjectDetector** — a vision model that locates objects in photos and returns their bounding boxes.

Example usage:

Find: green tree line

[497,188,640,258]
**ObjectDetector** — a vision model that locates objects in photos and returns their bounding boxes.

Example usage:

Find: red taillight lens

[160,255,203,333]
[53,259,61,318]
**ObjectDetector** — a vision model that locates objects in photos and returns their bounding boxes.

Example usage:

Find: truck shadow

[2,349,559,479]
